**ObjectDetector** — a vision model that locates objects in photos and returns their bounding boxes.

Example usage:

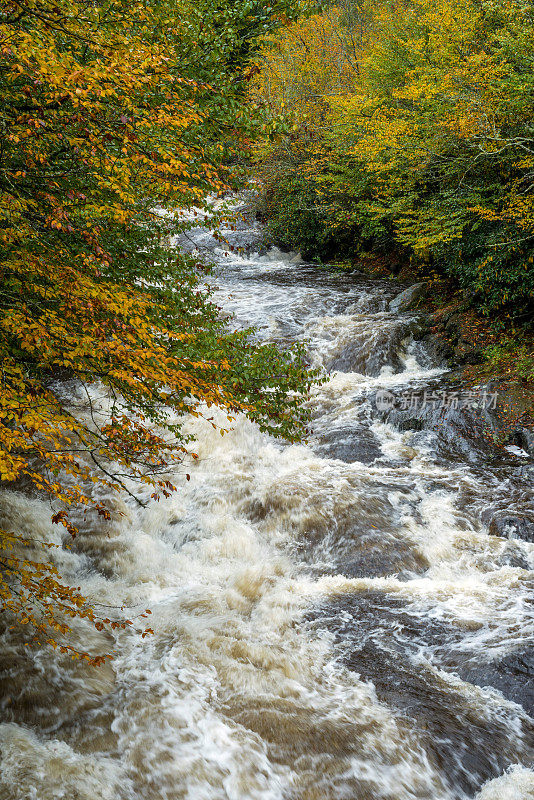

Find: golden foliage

[253,0,534,312]
[0,0,314,661]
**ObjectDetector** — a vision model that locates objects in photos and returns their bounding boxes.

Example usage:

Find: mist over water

[1,198,533,800]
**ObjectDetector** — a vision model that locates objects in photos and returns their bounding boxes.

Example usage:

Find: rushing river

[1,200,533,800]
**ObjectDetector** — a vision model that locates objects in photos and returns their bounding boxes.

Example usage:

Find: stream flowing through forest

[0,199,533,800]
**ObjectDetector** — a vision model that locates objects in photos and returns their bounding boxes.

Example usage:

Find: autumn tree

[0,0,318,662]
[253,0,534,317]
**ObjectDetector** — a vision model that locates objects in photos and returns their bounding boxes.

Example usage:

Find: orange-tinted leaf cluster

[0,0,316,662]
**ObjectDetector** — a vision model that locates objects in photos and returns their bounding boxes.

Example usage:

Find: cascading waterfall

[0,198,533,800]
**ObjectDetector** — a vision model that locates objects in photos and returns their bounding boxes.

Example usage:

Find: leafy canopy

[253,0,534,318]
[0,0,317,662]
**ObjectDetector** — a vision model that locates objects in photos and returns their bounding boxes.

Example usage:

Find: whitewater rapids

[0,200,533,800]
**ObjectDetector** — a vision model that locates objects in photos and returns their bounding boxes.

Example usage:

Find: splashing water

[1,197,533,800]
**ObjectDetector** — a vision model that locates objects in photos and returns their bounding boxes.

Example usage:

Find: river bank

[288,252,534,461]
[253,188,534,458]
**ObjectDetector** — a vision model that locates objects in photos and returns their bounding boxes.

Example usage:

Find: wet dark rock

[339,537,428,579]
[308,592,533,797]
[514,427,534,457]
[458,650,534,717]
[485,511,534,543]
[454,341,483,365]
[330,529,429,580]
[396,417,424,432]
[429,309,488,368]
[378,381,507,463]
[314,427,382,464]
[389,282,426,312]
[328,317,421,375]
[495,543,532,570]
[425,334,456,366]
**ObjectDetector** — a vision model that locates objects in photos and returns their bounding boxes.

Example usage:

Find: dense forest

[253,0,534,327]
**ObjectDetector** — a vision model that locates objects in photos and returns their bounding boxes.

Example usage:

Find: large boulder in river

[514,426,534,457]
[485,511,534,543]
[375,378,503,463]
[388,282,426,312]
[314,426,383,464]
[458,649,534,717]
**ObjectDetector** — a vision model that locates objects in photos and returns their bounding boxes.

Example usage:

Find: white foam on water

[505,445,530,459]
[475,766,534,800]
[0,724,129,800]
